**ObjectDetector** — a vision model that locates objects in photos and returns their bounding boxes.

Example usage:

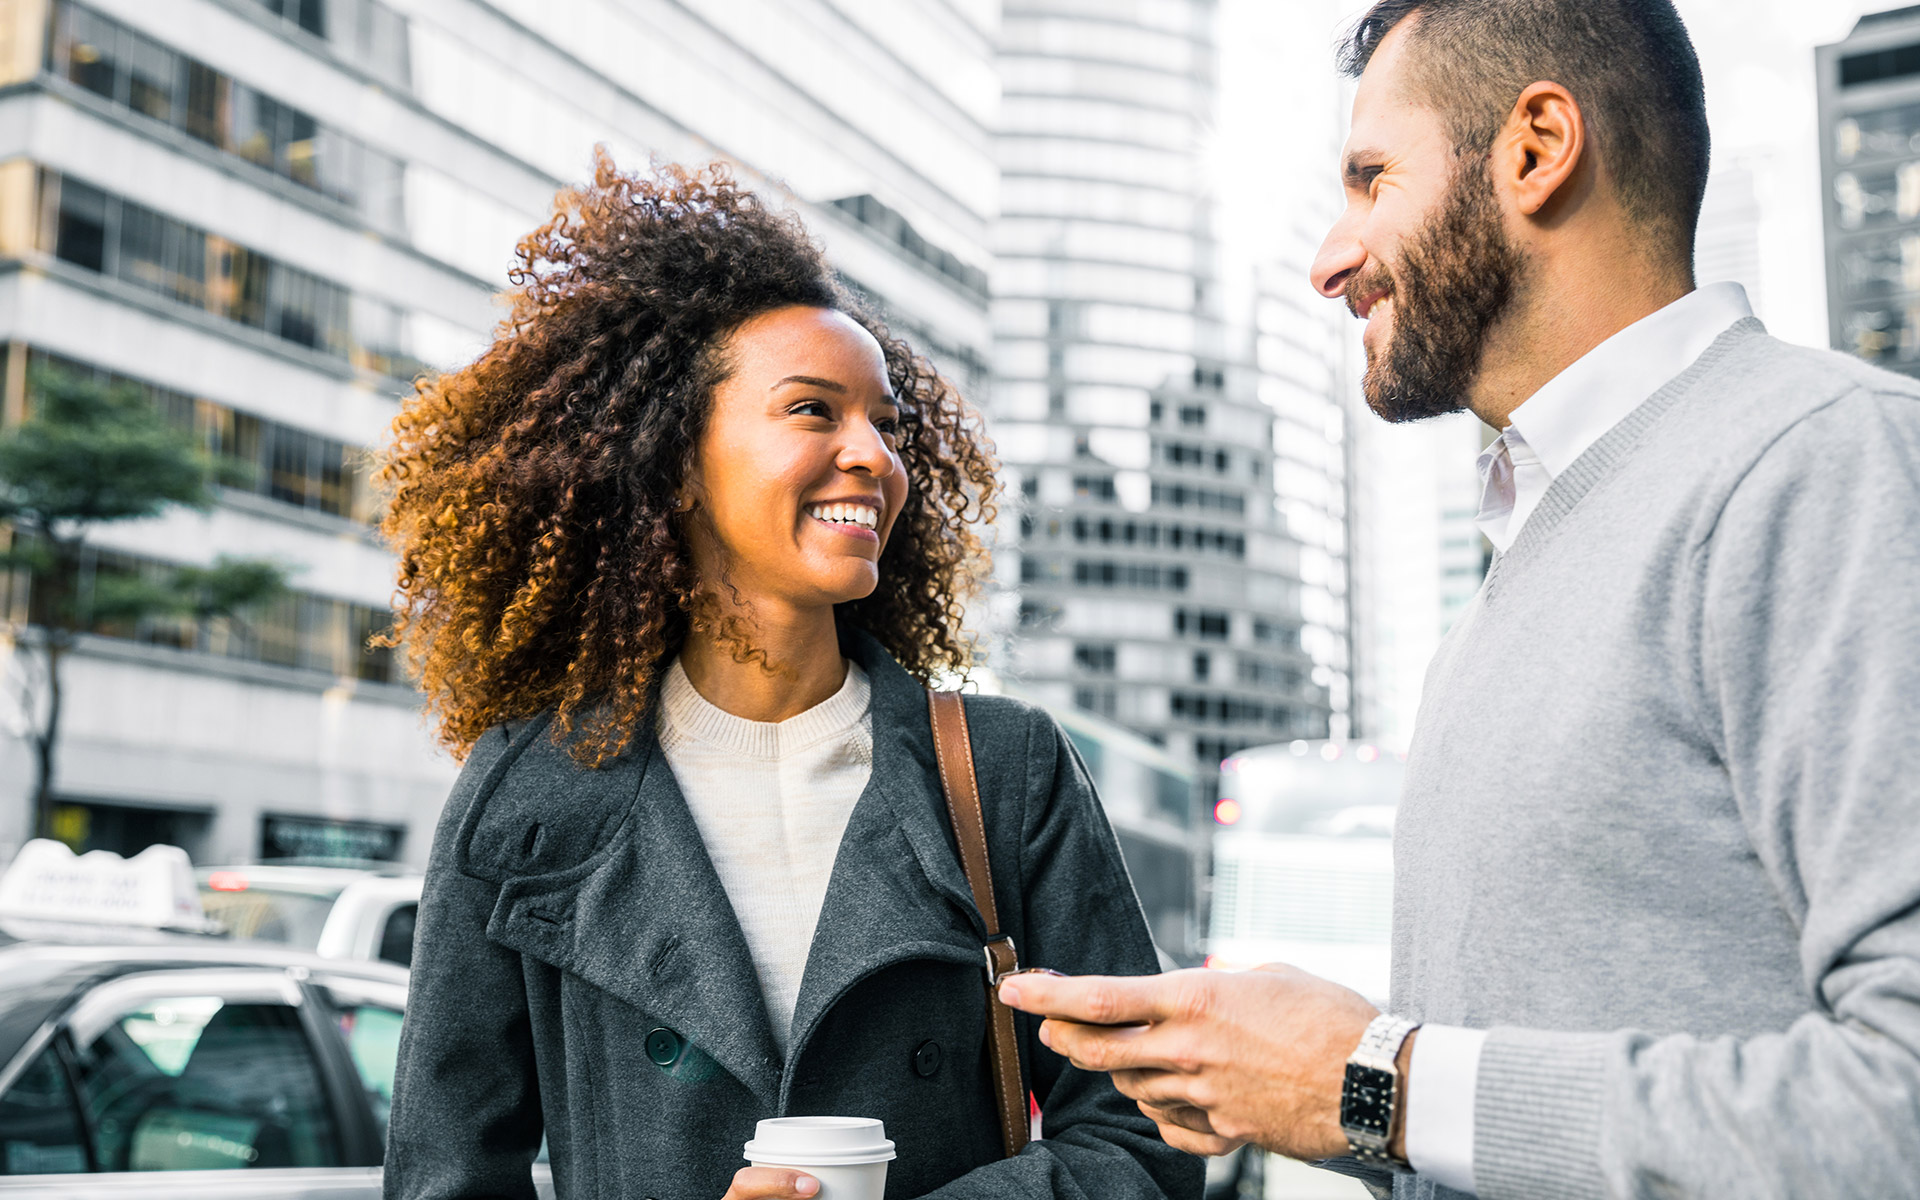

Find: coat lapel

[487,737,784,1105]
[783,635,990,1098]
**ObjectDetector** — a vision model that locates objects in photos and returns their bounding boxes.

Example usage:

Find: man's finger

[1041,1016,1188,1074]
[1144,1112,1243,1158]
[998,970,1181,1026]
[1135,1096,1216,1135]
[1114,1068,1206,1114]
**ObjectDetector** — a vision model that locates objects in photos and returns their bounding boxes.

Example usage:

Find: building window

[1068,517,1240,558]
[1192,652,1210,682]
[1175,608,1231,640]
[1236,657,1302,690]
[1074,642,1117,674]
[1151,481,1245,514]
[1178,404,1205,427]
[48,2,408,233]
[29,349,377,524]
[1073,473,1117,501]
[1072,560,1187,591]
[38,170,429,380]
[9,545,393,682]
[1252,618,1295,647]
[1072,686,1117,718]
[1017,600,1060,630]
[251,0,412,89]
[1170,692,1282,729]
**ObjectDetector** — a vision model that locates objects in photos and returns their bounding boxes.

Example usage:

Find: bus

[1204,740,1405,1004]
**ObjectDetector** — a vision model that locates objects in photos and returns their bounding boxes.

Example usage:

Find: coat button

[912,1039,942,1077]
[646,1027,683,1067]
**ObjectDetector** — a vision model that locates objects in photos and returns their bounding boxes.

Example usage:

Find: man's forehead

[1342,21,1441,163]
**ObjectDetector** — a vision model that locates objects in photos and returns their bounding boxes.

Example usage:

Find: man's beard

[1347,161,1526,423]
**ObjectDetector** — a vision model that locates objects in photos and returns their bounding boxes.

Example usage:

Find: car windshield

[197,886,341,950]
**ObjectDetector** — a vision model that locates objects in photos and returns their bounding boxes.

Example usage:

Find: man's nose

[1311,207,1366,301]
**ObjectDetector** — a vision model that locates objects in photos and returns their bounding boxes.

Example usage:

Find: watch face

[1340,1063,1395,1136]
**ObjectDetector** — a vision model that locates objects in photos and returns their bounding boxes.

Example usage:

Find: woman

[380,155,1201,1200]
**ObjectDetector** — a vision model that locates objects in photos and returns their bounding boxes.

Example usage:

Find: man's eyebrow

[1343,150,1386,187]
[770,375,848,393]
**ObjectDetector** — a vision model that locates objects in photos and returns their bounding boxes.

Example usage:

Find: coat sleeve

[1465,390,1920,1200]
[384,724,544,1200]
[916,703,1205,1200]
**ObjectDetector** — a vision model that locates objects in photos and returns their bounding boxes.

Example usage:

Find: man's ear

[1495,81,1588,218]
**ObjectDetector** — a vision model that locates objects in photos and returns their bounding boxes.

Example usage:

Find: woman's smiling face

[685,305,909,613]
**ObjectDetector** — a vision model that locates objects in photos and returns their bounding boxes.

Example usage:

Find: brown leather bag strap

[927,688,1031,1158]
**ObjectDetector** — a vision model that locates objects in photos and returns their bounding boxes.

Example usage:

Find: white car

[0,844,547,1197]
[195,866,422,968]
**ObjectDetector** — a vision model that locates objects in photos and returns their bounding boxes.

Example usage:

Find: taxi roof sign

[0,839,212,931]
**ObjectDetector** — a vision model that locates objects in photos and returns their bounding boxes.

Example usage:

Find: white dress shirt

[1407,282,1754,1194]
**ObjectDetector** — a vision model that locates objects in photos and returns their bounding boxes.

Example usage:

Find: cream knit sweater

[657,657,873,1055]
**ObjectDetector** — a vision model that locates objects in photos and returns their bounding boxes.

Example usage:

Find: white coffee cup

[743,1116,896,1200]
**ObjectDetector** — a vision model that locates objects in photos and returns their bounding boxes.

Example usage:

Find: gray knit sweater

[1390,320,1920,1200]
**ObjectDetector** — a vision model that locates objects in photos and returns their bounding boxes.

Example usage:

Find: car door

[0,966,383,1199]
[303,973,555,1200]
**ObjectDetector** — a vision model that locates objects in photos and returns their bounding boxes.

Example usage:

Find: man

[998,1,1920,1197]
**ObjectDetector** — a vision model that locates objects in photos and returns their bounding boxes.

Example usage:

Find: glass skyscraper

[992,0,1332,792]
[1818,5,1920,380]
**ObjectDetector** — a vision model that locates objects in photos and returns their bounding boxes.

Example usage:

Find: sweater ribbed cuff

[1473,1027,1612,1200]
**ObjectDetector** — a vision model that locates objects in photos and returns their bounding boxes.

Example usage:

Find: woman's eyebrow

[770,375,847,392]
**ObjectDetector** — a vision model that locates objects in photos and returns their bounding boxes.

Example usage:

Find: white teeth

[808,503,878,529]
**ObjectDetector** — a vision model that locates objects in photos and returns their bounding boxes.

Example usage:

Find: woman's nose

[836,420,896,477]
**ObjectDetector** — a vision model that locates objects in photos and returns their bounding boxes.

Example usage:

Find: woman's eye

[790,400,832,419]
[875,417,899,436]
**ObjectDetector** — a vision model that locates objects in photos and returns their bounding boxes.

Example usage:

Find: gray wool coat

[384,630,1203,1200]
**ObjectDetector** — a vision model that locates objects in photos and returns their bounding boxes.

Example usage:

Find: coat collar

[481,630,987,1108]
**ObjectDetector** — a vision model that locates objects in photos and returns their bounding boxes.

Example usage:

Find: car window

[0,1044,88,1174]
[376,903,416,968]
[198,886,339,950]
[68,994,342,1170]
[331,1002,402,1142]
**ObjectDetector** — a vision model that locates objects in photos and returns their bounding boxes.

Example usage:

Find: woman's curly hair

[379,153,998,764]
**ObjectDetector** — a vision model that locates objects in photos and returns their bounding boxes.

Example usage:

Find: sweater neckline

[660,657,871,760]
[1483,316,1766,597]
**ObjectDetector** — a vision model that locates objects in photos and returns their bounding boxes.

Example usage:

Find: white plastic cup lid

[742,1116,897,1167]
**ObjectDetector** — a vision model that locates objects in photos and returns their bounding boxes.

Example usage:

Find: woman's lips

[808,512,880,543]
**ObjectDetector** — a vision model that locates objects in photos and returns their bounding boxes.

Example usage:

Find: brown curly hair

[379,153,998,764]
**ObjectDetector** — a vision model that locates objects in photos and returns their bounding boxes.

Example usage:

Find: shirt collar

[1505,282,1753,479]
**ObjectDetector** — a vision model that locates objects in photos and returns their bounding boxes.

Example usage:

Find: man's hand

[998,963,1390,1161]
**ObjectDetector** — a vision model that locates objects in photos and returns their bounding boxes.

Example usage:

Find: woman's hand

[721,1166,820,1199]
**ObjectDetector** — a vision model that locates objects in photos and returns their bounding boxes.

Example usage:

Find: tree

[0,365,289,841]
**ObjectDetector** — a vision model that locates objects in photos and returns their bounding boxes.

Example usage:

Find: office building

[992,0,1334,794]
[1817,4,1920,378]
[0,0,996,866]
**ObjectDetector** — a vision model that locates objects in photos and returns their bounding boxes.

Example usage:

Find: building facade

[1817,4,1920,379]
[0,0,997,867]
[991,0,1334,793]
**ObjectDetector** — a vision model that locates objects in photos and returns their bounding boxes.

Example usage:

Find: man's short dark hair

[1340,0,1709,268]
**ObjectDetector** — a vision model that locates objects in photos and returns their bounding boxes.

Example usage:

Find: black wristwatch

[1340,1013,1420,1169]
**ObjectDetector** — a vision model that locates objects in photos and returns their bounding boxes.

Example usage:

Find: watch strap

[1342,1013,1420,1169]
